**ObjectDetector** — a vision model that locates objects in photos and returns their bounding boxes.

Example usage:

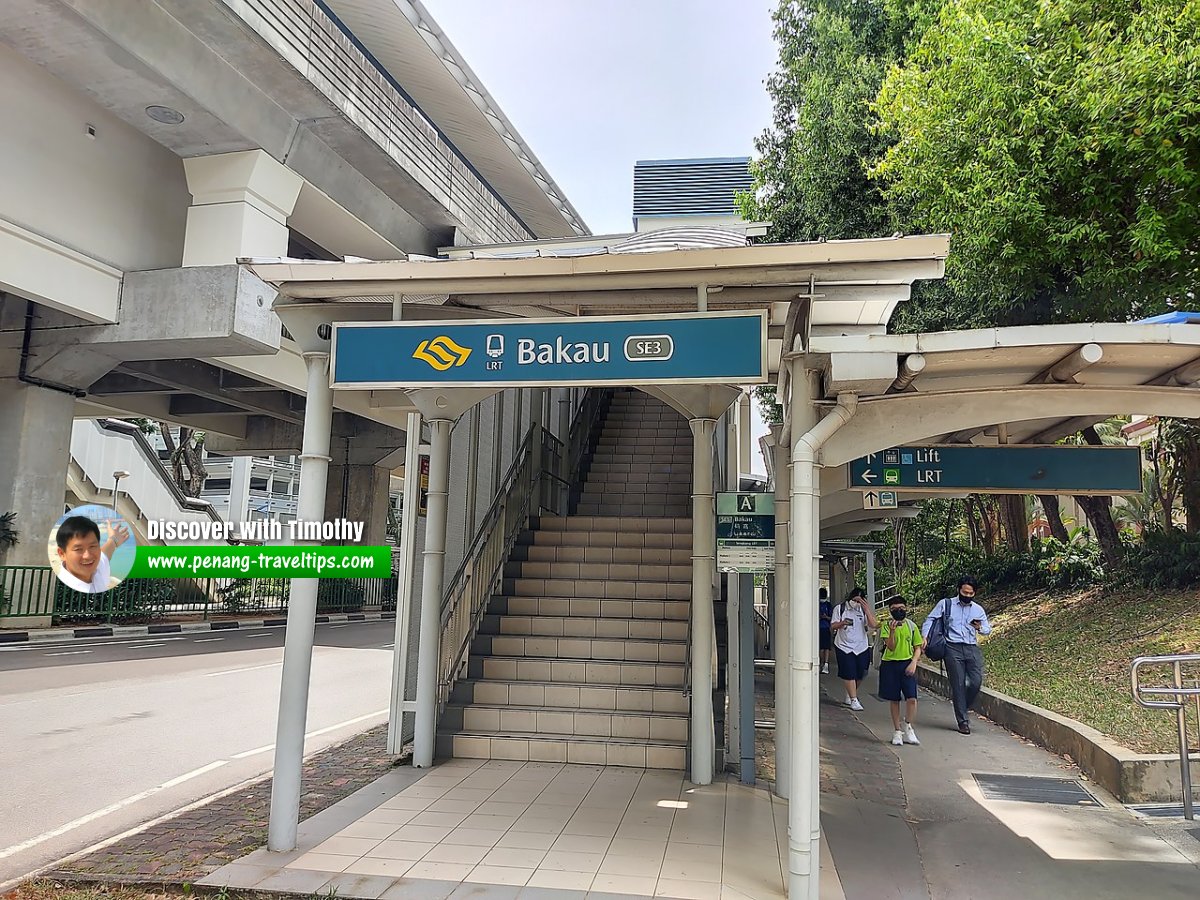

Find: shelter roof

[246,231,952,377]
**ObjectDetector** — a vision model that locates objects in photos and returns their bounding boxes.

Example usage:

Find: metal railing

[1131,653,1200,820]
[437,426,545,711]
[0,565,395,623]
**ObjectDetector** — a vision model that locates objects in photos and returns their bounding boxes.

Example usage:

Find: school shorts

[835,647,871,682]
[878,659,919,701]
[819,629,831,651]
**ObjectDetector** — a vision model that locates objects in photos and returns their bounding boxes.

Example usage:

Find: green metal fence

[0,564,397,625]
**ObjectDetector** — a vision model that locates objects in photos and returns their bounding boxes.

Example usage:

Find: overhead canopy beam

[1032,343,1104,384]
[120,360,306,425]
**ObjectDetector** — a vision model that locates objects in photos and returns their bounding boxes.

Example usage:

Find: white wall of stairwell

[68,419,224,544]
[439,390,694,768]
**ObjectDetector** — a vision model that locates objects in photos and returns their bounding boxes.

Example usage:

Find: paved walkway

[816,668,1200,899]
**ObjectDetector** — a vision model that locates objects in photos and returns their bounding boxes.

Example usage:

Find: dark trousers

[944,642,984,726]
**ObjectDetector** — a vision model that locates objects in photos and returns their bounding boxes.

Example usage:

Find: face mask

[958,593,974,603]
[890,608,907,621]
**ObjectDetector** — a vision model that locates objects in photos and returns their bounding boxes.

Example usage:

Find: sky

[422,0,779,236]
[421,1,779,468]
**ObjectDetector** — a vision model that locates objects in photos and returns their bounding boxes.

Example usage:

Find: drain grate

[973,773,1100,806]
[1128,803,1195,818]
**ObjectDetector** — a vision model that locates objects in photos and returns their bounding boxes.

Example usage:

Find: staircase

[439,390,694,769]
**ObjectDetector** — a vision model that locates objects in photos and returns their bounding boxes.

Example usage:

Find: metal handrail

[1131,653,1200,820]
[435,392,609,713]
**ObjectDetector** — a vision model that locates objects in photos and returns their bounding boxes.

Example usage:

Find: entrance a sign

[329,312,767,388]
[717,492,775,573]
[848,445,1143,495]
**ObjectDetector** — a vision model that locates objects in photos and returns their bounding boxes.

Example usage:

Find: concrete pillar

[688,417,717,785]
[413,417,452,767]
[770,425,795,798]
[181,150,303,266]
[0,381,74,626]
[323,463,392,545]
[228,457,252,523]
[556,389,571,444]
[389,412,422,755]
[268,352,333,852]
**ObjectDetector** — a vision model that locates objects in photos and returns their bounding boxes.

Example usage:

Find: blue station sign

[848,444,1143,495]
[330,312,767,388]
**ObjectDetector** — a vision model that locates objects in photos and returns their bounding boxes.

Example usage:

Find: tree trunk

[999,494,1028,551]
[1073,425,1123,565]
[158,423,207,498]
[978,495,996,553]
[1038,495,1071,542]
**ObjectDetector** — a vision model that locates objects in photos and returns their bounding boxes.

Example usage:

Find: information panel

[716,492,775,573]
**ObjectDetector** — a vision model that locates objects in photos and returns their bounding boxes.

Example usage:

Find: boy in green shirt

[879,596,922,746]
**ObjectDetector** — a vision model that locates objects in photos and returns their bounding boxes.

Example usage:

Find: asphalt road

[0,620,396,887]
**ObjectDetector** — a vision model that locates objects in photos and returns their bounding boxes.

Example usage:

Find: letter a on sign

[738,495,756,512]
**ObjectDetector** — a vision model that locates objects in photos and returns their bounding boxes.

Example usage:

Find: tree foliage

[871,0,1200,325]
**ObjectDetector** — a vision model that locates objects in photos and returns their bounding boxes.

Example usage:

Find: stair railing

[438,425,542,712]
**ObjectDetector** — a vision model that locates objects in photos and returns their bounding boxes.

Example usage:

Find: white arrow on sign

[860,469,877,484]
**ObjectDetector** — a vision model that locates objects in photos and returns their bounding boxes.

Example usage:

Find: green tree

[0,512,18,553]
[871,0,1200,326]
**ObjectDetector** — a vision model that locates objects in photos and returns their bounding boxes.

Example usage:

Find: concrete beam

[27,266,278,387]
[119,359,304,425]
[206,412,408,466]
[821,385,1200,467]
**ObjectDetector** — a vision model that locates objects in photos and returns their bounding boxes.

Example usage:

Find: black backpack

[923,597,953,662]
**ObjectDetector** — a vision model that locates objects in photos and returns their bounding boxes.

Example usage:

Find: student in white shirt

[830,587,878,711]
[55,515,130,594]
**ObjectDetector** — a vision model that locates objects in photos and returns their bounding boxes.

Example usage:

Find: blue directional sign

[330,312,767,389]
[848,445,1143,495]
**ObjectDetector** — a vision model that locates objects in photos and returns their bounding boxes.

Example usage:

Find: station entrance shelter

[245,231,1200,899]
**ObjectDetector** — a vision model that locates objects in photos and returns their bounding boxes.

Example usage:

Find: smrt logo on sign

[413,336,472,371]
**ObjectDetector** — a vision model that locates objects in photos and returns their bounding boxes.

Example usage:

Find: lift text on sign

[329,311,767,388]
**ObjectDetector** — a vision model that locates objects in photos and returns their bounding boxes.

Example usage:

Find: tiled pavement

[202,759,790,900]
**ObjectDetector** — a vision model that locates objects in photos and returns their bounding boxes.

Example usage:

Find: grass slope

[941,586,1200,753]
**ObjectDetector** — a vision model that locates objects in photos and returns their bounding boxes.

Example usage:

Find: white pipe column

[787,359,857,900]
[413,416,453,767]
[388,411,423,755]
[268,352,334,852]
[688,416,717,785]
[767,426,790,797]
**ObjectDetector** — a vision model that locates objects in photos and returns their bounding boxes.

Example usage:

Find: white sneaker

[891,730,904,745]
[849,698,864,711]
[844,694,853,706]
[904,724,920,745]
[821,663,829,674]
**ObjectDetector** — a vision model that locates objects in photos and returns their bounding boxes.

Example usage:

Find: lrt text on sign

[330,311,767,388]
[848,445,1143,495]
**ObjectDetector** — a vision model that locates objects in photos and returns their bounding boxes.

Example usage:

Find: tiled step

[582,476,692,490]
[473,655,686,687]
[527,528,690,549]
[495,596,690,621]
[503,560,691,582]
[578,488,692,504]
[534,515,691,533]
[481,613,689,641]
[437,730,687,769]
[575,504,692,518]
[592,465,696,480]
[454,678,688,714]
[472,633,688,664]
[518,544,691,565]
[444,704,689,743]
[503,576,691,600]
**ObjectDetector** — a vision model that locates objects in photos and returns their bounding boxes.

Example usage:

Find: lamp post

[112,470,131,505]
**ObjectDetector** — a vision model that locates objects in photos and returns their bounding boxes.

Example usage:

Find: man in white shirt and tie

[922,575,991,734]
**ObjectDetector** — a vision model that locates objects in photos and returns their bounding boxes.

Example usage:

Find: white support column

[770,426,794,798]
[388,411,422,755]
[413,417,453,767]
[267,352,333,852]
[787,361,858,900]
[689,416,717,785]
